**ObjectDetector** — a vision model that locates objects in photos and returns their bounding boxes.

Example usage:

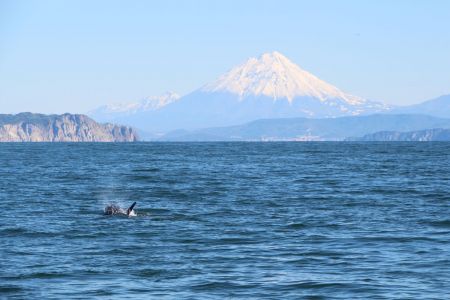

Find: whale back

[104,204,122,215]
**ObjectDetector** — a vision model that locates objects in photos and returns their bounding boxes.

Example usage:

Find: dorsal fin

[126,202,137,215]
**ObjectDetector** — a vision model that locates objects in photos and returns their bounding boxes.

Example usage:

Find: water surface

[1,142,449,299]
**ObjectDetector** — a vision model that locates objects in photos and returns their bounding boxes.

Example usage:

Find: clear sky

[1,0,449,114]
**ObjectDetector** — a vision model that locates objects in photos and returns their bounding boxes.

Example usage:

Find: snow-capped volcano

[202,51,365,105]
[89,52,390,132]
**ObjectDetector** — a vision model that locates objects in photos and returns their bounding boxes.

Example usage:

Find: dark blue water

[1,142,449,299]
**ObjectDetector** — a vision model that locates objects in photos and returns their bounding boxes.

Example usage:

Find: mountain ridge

[392,94,450,119]
[89,91,180,123]
[157,114,450,141]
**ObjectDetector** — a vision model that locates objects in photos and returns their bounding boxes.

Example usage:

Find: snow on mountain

[99,91,179,114]
[89,52,391,132]
[89,91,180,122]
[202,51,365,105]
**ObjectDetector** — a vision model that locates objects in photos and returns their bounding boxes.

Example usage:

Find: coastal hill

[158,114,450,141]
[348,128,450,141]
[0,113,138,142]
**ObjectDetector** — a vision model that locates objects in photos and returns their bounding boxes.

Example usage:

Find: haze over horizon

[1,0,450,114]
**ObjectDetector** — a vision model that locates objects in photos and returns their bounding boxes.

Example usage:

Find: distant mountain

[89,91,180,123]
[349,128,450,141]
[158,114,450,141]
[393,95,450,118]
[0,113,138,142]
[90,52,389,132]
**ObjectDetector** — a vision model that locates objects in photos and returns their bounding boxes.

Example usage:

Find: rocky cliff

[0,113,139,142]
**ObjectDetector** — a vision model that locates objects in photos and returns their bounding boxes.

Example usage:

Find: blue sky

[1,0,449,113]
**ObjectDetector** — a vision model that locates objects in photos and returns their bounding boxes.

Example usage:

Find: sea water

[1,142,449,299]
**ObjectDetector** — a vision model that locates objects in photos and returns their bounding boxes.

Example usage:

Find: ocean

[1,142,449,299]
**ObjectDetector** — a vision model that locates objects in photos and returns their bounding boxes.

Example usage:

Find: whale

[104,202,136,216]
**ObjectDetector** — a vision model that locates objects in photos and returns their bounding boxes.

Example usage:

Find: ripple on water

[1,142,450,299]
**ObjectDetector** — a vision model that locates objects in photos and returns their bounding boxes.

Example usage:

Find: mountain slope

[202,51,366,104]
[90,52,389,132]
[393,94,450,118]
[159,114,450,141]
[0,113,138,142]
